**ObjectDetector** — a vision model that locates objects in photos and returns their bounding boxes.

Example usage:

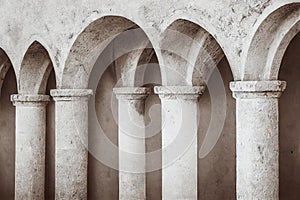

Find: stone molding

[11,94,50,106]
[113,87,151,100]
[50,89,93,101]
[230,81,286,99]
[154,86,205,100]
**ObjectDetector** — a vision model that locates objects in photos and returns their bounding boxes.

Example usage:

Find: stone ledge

[50,89,93,101]
[11,94,50,102]
[230,81,286,99]
[154,86,205,100]
[113,87,151,100]
[11,94,50,106]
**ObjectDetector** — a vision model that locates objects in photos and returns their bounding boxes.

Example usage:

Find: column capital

[154,86,205,100]
[230,81,286,99]
[113,87,151,100]
[11,94,50,106]
[50,89,93,101]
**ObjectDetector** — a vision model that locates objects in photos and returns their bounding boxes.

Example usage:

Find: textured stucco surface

[0,0,298,83]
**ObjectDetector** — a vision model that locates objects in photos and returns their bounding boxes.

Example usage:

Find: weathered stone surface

[154,86,205,100]
[154,86,204,200]
[114,87,150,200]
[230,80,286,98]
[50,89,92,200]
[0,1,299,199]
[230,81,286,200]
[11,94,50,200]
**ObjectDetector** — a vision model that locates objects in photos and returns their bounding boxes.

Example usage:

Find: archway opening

[19,41,57,199]
[279,32,300,199]
[137,50,162,200]
[45,68,57,200]
[162,19,236,199]
[198,57,236,199]
[67,16,163,199]
[0,50,17,200]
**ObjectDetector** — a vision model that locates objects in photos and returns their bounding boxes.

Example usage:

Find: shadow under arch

[19,40,56,94]
[0,47,17,200]
[67,15,162,199]
[278,28,300,200]
[158,18,235,85]
[240,3,300,199]
[242,3,300,80]
[134,48,163,199]
[62,15,161,89]
[159,18,236,199]
[18,40,57,199]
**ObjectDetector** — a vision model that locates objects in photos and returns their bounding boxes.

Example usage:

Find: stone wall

[0,0,300,199]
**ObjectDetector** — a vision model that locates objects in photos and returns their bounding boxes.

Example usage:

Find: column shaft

[11,94,50,200]
[230,81,286,200]
[114,87,150,200]
[154,86,204,200]
[51,89,92,200]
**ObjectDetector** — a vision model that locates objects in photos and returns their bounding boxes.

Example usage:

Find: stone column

[11,94,50,200]
[113,87,151,200]
[154,86,204,200]
[230,81,286,200]
[50,89,93,200]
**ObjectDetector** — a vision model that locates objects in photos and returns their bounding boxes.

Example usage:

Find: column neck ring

[113,87,151,100]
[230,81,286,99]
[50,89,93,101]
[11,94,50,106]
[154,86,205,100]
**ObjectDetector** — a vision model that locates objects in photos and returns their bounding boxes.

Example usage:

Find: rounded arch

[19,41,55,94]
[158,19,227,86]
[0,48,14,96]
[0,46,17,199]
[242,3,300,80]
[62,15,159,89]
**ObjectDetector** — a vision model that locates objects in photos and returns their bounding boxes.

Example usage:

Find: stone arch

[158,19,227,86]
[62,15,158,89]
[158,18,236,199]
[133,47,162,87]
[0,47,17,199]
[242,3,300,80]
[19,41,55,94]
[0,48,14,96]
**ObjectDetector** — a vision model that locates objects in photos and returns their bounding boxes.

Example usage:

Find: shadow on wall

[88,36,163,199]
[279,32,300,200]
[198,57,236,200]
[45,69,56,200]
[0,67,17,200]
